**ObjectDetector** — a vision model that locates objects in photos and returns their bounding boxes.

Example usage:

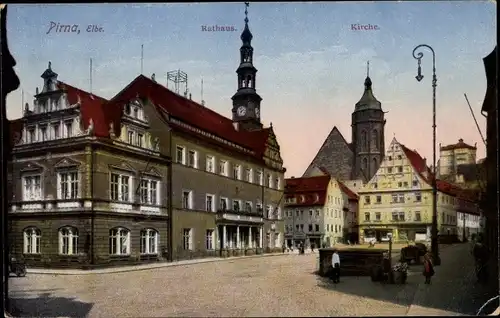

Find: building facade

[357,138,478,243]
[438,138,477,177]
[284,172,359,247]
[8,63,172,269]
[302,68,386,183]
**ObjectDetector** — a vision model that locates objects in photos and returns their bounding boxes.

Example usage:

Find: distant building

[302,66,386,183]
[284,171,358,248]
[438,138,477,177]
[357,138,480,243]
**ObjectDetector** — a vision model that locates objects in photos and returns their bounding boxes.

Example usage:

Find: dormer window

[40,100,47,113]
[52,123,60,139]
[137,133,143,147]
[127,130,134,144]
[133,107,139,119]
[40,125,48,142]
[27,127,35,143]
[125,103,131,115]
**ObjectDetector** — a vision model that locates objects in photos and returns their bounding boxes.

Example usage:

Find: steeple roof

[240,2,253,45]
[354,61,382,112]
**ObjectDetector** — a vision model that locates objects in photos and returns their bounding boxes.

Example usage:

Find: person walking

[423,252,435,284]
[331,249,341,283]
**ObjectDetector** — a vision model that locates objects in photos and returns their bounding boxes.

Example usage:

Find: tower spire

[244,2,249,24]
[367,61,370,78]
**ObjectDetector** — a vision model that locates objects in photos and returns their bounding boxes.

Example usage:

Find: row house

[284,170,358,248]
[358,138,480,243]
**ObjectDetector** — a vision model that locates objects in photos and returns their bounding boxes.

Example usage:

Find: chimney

[201,100,205,106]
[291,176,295,179]
[151,73,156,83]
[233,122,239,131]
[189,93,192,100]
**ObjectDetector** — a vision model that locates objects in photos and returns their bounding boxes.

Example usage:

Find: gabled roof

[302,126,353,180]
[338,180,358,201]
[440,138,477,151]
[285,175,331,206]
[399,141,478,202]
[106,75,272,161]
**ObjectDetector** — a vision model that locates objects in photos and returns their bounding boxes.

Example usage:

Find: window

[188,150,197,168]
[140,179,159,205]
[412,180,418,187]
[364,212,370,221]
[256,201,262,213]
[373,183,378,189]
[391,194,398,203]
[245,168,253,182]
[232,199,240,212]
[375,212,381,221]
[40,125,48,142]
[364,196,370,204]
[128,131,134,144]
[176,146,185,164]
[398,182,402,188]
[58,171,79,199]
[206,194,215,212]
[266,174,272,187]
[308,224,313,232]
[245,201,252,212]
[397,155,402,160]
[23,227,41,254]
[266,205,272,218]
[415,192,422,202]
[376,195,382,203]
[206,229,214,250]
[220,197,228,211]
[315,224,319,232]
[140,229,158,254]
[233,164,241,180]
[275,177,280,190]
[22,175,42,201]
[398,194,405,203]
[392,212,398,221]
[206,155,215,173]
[110,173,131,202]
[182,190,193,209]
[257,170,263,185]
[219,160,227,176]
[397,166,403,173]
[65,120,73,138]
[137,133,144,147]
[403,181,408,187]
[27,128,35,143]
[309,210,313,217]
[59,227,78,255]
[398,212,405,221]
[52,123,60,139]
[388,156,393,161]
[316,210,320,217]
[133,107,139,118]
[414,211,421,221]
[109,227,130,255]
[387,167,393,173]
[183,228,193,250]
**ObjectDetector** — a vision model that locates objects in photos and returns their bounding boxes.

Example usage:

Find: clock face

[255,108,260,118]
[237,106,247,116]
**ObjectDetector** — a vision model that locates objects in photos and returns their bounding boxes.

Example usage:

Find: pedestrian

[331,249,341,283]
[311,243,315,252]
[423,252,434,284]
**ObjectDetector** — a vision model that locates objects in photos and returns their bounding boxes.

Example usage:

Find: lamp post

[412,44,441,265]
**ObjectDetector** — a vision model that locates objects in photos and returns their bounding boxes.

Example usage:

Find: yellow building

[358,138,461,243]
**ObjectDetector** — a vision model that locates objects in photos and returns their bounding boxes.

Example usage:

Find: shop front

[216,212,264,257]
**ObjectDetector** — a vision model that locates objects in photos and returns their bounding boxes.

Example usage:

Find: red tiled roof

[285,175,331,206]
[400,142,478,203]
[106,75,271,160]
[440,138,477,151]
[58,82,109,137]
[338,180,358,200]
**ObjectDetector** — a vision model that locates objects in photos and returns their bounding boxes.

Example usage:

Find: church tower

[351,62,386,182]
[231,2,263,131]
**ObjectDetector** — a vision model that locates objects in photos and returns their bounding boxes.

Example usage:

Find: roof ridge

[58,81,107,102]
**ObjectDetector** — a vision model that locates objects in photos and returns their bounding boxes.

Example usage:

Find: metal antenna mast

[166,70,188,95]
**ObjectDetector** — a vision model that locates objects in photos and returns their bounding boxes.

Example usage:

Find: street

[8,244,496,317]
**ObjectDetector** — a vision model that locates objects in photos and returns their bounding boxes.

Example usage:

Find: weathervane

[244,2,249,24]
[367,61,370,77]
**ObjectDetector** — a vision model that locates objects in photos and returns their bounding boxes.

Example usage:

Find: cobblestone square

[10,253,423,317]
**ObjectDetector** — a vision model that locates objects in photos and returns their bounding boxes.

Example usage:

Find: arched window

[362,158,368,171]
[372,157,378,173]
[23,227,41,254]
[372,130,378,149]
[246,75,252,88]
[109,227,130,255]
[361,131,367,150]
[140,229,159,255]
[59,226,78,255]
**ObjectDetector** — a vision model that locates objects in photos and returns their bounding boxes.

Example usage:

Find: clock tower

[231,2,263,131]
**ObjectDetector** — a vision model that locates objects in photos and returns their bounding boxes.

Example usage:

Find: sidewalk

[406,243,498,316]
[26,252,291,275]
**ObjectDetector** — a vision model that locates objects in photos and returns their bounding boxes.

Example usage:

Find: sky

[5,2,497,178]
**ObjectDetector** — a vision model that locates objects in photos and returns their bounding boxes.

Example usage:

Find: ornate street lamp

[412,44,441,265]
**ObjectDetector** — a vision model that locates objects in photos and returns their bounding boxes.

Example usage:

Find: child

[423,252,435,284]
